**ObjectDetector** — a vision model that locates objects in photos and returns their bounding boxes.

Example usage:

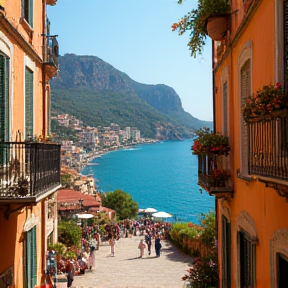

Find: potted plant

[208,168,230,188]
[191,127,230,156]
[242,83,288,123]
[172,0,230,57]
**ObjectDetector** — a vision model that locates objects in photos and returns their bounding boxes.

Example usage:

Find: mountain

[50,54,212,139]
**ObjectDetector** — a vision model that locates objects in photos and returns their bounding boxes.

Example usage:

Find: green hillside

[51,54,212,139]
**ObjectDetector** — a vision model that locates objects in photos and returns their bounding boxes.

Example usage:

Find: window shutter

[0,55,9,142]
[25,67,33,139]
[28,0,33,28]
[240,60,251,175]
[223,81,228,136]
[222,216,231,288]
[284,0,288,92]
[26,226,37,288]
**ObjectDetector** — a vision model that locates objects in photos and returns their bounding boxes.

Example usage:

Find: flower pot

[207,16,229,41]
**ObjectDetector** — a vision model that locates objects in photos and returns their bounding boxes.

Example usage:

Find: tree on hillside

[101,189,138,220]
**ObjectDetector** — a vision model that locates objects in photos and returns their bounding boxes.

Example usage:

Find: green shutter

[28,0,33,28]
[25,67,33,139]
[26,226,37,288]
[0,54,9,142]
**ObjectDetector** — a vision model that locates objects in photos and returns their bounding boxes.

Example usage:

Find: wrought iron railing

[197,154,232,193]
[44,35,59,68]
[248,115,288,180]
[0,142,61,199]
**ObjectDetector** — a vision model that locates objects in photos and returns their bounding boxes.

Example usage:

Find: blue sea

[81,139,215,223]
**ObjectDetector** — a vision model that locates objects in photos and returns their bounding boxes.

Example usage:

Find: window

[223,81,228,137]
[239,230,256,288]
[25,67,33,139]
[278,254,288,288]
[222,215,231,288]
[240,60,251,175]
[0,53,9,142]
[22,0,33,28]
[25,226,37,288]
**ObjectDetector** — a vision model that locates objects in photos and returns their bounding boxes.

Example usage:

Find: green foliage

[101,189,138,220]
[51,119,79,142]
[48,242,65,257]
[198,210,216,248]
[50,54,212,139]
[60,173,72,188]
[172,0,230,57]
[58,220,82,248]
[63,250,77,261]
[170,222,200,246]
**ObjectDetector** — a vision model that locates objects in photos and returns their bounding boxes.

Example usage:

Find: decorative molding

[270,228,288,288]
[236,211,257,239]
[220,202,231,223]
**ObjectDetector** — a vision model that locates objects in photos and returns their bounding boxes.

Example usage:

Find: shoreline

[78,139,160,174]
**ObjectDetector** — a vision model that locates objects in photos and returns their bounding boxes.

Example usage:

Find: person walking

[145,232,152,256]
[109,237,116,256]
[88,246,96,271]
[66,260,75,288]
[138,239,146,258]
[155,236,162,257]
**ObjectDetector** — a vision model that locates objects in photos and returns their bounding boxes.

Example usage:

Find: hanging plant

[191,127,230,156]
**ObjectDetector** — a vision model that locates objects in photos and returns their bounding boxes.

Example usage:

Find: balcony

[46,0,57,6]
[248,114,288,182]
[0,142,61,203]
[44,35,59,80]
[197,154,233,199]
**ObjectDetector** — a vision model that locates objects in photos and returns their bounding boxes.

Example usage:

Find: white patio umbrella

[152,211,172,218]
[145,207,157,213]
[76,213,94,219]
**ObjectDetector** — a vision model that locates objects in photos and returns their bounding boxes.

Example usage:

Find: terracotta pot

[207,16,229,41]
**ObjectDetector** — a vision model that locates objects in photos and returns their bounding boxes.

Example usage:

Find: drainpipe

[41,2,47,284]
[42,0,47,137]
[212,40,219,288]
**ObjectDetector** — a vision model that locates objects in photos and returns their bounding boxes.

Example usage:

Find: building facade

[0,1,61,288]
[198,0,288,287]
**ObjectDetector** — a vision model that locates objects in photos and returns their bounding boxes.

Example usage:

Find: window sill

[20,17,33,39]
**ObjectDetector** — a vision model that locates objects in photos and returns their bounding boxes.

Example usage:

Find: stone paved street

[71,235,192,288]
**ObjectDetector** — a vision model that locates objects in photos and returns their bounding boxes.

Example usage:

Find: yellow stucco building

[0,1,61,287]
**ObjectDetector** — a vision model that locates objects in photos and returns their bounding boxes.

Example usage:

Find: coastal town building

[54,114,152,171]
[0,1,61,287]
[197,1,288,287]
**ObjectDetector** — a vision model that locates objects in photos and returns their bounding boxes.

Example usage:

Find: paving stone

[71,235,192,288]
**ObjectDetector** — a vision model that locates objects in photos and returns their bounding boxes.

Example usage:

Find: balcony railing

[0,142,61,201]
[248,115,288,181]
[197,154,233,198]
[43,34,59,79]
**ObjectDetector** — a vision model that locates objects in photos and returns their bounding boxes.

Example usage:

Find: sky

[47,0,213,121]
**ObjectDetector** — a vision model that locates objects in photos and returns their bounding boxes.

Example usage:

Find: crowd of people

[51,218,172,287]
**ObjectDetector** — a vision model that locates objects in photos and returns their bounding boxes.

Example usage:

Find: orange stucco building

[0,1,61,288]
[198,0,288,287]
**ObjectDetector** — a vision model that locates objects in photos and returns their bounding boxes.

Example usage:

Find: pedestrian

[66,260,75,288]
[155,236,162,257]
[138,239,146,258]
[145,232,152,256]
[109,236,115,256]
[88,246,96,271]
